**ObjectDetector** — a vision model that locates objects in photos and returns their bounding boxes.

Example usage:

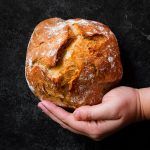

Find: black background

[0,0,150,149]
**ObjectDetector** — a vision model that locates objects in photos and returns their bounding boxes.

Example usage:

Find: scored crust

[25,18,123,109]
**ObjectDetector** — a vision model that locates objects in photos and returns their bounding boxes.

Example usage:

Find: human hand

[38,86,144,141]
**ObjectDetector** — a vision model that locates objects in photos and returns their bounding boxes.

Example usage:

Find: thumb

[73,102,119,121]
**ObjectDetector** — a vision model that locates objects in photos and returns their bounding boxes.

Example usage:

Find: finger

[97,118,123,137]
[41,100,89,134]
[38,102,69,129]
[87,119,123,141]
[73,101,120,121]
[38,102,82,135]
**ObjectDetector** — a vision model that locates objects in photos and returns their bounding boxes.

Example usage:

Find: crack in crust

[25,18,123,109]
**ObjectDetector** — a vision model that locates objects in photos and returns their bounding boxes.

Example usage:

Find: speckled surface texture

[0,0,150,149]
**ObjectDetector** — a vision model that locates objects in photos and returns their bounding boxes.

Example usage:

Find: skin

[38,86,150,141]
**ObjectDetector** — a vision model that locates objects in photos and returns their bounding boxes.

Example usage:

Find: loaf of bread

[25,18,123,109]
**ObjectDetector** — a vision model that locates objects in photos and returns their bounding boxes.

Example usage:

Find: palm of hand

[38,86,141,141]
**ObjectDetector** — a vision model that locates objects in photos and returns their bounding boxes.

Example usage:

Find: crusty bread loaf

[25,18,123,109]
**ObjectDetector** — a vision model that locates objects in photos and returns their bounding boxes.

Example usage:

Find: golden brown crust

[25,18,123,109]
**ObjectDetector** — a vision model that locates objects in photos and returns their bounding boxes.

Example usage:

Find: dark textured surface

[0,0,150,149]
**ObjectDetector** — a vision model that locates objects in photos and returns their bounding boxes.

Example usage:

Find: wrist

[136,88,150,120]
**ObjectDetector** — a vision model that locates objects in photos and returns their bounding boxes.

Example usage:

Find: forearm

[138,88,150,120]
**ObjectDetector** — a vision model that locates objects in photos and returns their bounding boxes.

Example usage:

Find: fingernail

[73,110,80,120]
